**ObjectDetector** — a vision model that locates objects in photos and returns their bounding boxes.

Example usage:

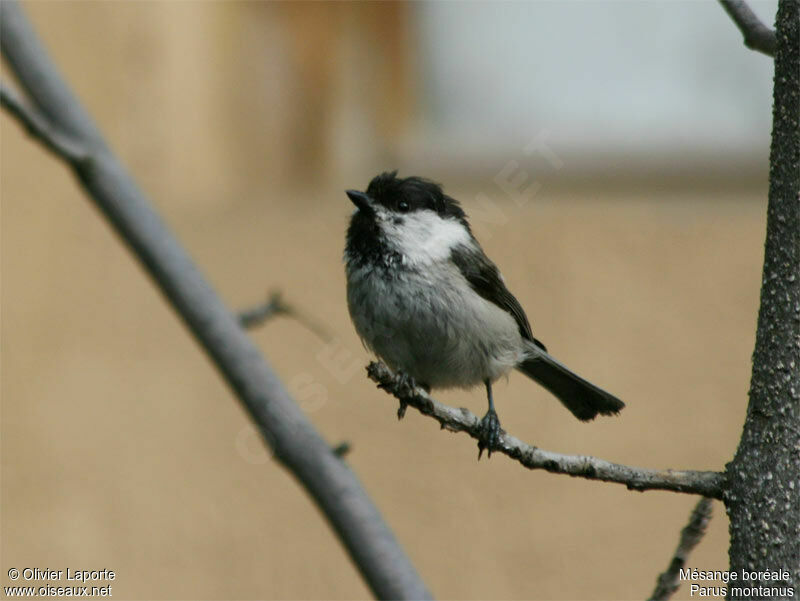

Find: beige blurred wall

[1,2,414,209]
[1,2,769,600]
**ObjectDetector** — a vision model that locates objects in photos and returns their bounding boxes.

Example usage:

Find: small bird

[344,171,624,457]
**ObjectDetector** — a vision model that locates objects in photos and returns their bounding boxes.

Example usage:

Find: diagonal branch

[0,2,430,599]
[718,0,776,57]
[367,362,726,499]
[648,498,714,601]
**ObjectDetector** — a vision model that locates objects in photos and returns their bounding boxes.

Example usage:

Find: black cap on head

[356,171,468,225]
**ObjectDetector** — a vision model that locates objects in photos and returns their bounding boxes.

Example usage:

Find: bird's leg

[395,371,417,419]
[477,379,501,459]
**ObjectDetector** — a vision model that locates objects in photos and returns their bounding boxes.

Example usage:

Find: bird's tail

[517,345,625,421]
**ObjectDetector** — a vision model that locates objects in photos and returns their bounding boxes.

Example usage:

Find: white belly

[347,262,525,389]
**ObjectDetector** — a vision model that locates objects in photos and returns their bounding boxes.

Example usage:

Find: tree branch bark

[649,498,714,601]
[718,0,777,57]
[724,0,800,596]
[0,3,431,599]
[367,362,726,498]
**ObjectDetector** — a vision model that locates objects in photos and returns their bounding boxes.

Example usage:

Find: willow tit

[344,171,624,457]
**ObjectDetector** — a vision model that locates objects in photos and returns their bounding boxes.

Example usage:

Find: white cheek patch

[380,209,473,266]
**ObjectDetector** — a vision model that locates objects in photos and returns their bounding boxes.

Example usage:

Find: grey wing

[450,243,547,351]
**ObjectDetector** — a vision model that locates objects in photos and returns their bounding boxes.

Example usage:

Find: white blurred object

[411,1,777,167]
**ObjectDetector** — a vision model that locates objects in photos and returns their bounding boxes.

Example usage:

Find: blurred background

[1,1,777,599]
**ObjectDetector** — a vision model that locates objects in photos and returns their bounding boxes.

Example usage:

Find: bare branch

[649,498,714,601]
[238,290,331,341]
[718,0,776,57]
[367,362,726,498]
[0,2,430,598]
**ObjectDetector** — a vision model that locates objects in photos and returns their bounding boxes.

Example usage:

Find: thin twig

[718,0,776,57]
[238,290,331,341]
[332,441,352,457]
[649,498,714,601]
[0,80,89,164]
[367,362,726,498]
[238,291,291,328]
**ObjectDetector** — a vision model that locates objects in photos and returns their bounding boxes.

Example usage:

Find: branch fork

[718,0,777,57]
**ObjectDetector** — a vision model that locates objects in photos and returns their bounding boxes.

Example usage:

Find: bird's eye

[398,200,410,213]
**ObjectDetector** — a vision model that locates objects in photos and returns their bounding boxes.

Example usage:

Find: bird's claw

[477,408,501,459]
[394,371,417,420]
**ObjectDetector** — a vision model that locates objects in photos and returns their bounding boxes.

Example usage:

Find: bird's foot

[377,370,417,419]
[477,408,502,460]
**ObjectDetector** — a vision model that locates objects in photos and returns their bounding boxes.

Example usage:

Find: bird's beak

[346,189,374,213]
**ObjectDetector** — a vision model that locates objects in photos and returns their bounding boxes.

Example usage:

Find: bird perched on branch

[344,171,624,457]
